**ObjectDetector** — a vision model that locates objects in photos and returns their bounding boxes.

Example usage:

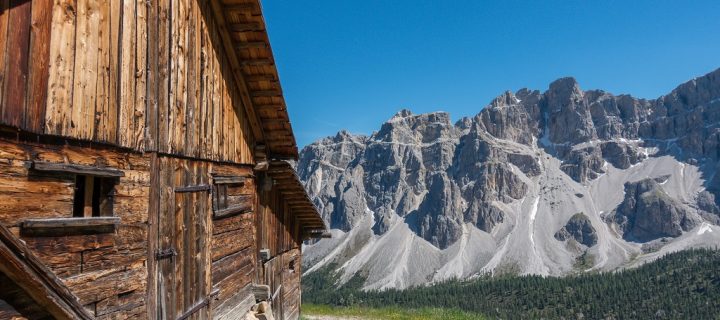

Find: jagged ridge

[299,68,720,290]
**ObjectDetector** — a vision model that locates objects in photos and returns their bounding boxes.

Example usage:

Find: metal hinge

[156,248,177,260]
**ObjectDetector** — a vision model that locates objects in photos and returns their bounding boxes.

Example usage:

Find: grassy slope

[301,304,485,320]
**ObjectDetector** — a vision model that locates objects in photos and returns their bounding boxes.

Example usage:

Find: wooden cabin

[0,0,326,319]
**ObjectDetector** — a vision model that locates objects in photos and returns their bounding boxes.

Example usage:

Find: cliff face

[299,68,720,290]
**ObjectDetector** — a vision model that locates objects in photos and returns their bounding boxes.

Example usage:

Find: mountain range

[298,68,720,290]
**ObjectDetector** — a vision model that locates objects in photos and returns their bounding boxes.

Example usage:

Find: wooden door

[156,157,213,320]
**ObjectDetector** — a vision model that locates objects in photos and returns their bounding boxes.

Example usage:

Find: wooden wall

[153,156,213,320]
[147,155,258,319]
[0,137,150,319]
[209,164,257,319]
[0,0,255,164]
[257,175,303,320]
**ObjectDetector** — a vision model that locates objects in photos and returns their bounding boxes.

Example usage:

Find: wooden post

[83,176,94,217]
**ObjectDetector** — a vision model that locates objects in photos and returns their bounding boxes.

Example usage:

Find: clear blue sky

[261,0,720,147]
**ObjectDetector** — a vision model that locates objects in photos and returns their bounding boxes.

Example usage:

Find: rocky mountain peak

[300,68,720,289]
[547,77,583,101]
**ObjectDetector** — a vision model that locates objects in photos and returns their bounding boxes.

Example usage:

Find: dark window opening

[214,184,229,212]
[211,175,251,219]
[289,259,296,273]
[72,175,116,217]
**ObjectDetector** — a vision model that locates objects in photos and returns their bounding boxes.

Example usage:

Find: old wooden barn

[0,0,326,319]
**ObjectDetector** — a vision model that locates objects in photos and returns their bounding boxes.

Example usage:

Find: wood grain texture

[25,0,53,133]
[118,0,137,148]
[3,0,32,128]
[0,0,9,116]
[45,0,77,136]
[133,0,147,151]
[71,0,102,139]
[0,137,149,319]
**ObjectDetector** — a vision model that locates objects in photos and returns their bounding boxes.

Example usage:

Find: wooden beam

[240,58,274,67]
[21,217,120,236]
[213,204,253,220]
[0,224,94,319]
[209,0,265,143]
[227,22,263,33]
[244,74,276,83]
[235,41,268,50]
[251,89,282,97]
[212,175,247,185]
[225,3,261,14]
[26,161,125,177]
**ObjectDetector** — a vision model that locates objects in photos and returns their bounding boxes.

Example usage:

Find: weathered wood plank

[134,0,147,150]
[0,0,9,115]
[212,284,254,320]
[157,0,170,153]
[158,156,176,319]
[184,162,196,313]
[172,156,184,317]
[71,0,102,139]
[119,0,136,148]
[93,0,111,142]
[27,161,125,177]
[185,2,197,158]
[102,0,121,144]
[214,203,252,220]
[170,0,187,155]
[21,217,120,237]
[210,14,221,161]
[25,0,53,133]
[145,153,160,320]
[211,246,252,285]
[2,0,32,128]
[45,0,77,136]
[145,0,159,151]
[0,224,94,319]
[200,160,213,320]
[198,9,209,160]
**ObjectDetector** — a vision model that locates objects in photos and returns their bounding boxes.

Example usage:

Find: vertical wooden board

[168,0,176,153]
[234,91,242,163]
[0,0,8,114]
[145,0,159,151]
[71,0,101,139]
[159,157,176,319]
[185,2,197,158]
[134,0,147,150]
[172,158,184,317]
[146,153,160,320]
[167,0,175,154]
[220,66,228,162]
[103,0,121,144]
[93,0,111,141]
[173,0,187,156]
[118,0,136,147]
[157,0,170,153]
[200,2,210,161]
[2,0,32,128]
[201,162,212,320]
[45,0,76,136]
[211,45,220,161]
[181,163,190,313]
[25,0,53,133]
[198,16,208,160]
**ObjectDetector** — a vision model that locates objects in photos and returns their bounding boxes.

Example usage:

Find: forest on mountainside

[303,248,720,319]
